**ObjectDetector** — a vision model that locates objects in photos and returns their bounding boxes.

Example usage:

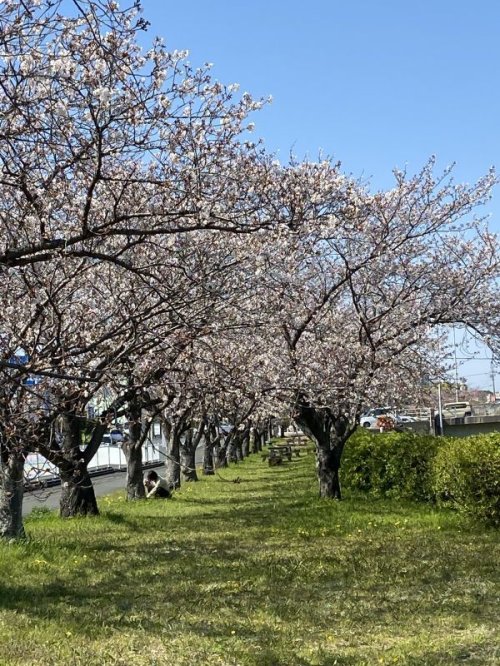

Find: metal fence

[24,438,164,486]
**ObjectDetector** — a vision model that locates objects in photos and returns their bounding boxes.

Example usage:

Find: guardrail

[24,439,164,487]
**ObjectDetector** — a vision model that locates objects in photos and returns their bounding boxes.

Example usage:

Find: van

[441,402,473,418]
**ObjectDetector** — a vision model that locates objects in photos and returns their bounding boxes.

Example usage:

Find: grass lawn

[0,446,498,666]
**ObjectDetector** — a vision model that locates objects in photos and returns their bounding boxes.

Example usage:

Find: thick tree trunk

[180,430,198,482]
[54,399,104,518]
[213,442,228,468]
[123,444,145,500]
[203,424,217,475]
[251,429,263,453]
[227,433,240,463]
[241,427,250,458]
[123,400,145,500]
[164,429,181,489]
[294,403,350,500]
[316,442,342,499]
[60,463,99,517]
[180,446,197,482]
[249,427,257,454]
[0,449,25,539]
[202,442,215,475]
[234,433,244,461]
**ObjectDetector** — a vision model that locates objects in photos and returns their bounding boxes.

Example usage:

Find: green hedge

[340,429,500,527]
[341,429,439,501]
[432,433,500,527]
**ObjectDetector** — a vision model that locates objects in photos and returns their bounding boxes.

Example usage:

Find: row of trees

[1,0,499,538]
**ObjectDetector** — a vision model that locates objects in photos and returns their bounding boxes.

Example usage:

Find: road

[23,446,204,517]
[24,469,129,516]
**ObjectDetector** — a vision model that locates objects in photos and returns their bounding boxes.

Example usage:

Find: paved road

[24,469,130,516]
[23,446,204,517]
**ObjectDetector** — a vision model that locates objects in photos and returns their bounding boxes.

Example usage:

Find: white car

[359,408,414,429]
[397,414,416,423]
[360,413,397,429]
[440,402,473,418]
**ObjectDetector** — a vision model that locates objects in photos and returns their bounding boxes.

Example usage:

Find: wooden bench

[271,444,292,461]
[268,454,283,467]
[264,441,307,465]
[266,446,291,466]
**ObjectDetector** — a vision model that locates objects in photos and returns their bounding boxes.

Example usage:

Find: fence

[24,438,164,486]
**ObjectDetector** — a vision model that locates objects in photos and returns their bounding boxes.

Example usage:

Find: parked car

[109,428,124,443]
[397,414,416,423]
[360,413,398,429]
[359,408,415,429]
[362,407,393,420]
[101,429,123,447]
[440,402,473,418]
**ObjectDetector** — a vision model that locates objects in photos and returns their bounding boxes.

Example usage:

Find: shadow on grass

[4,490,498,644]
[1,453,496,665]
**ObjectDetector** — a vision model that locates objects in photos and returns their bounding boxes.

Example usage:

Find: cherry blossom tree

[1,0,499,541]
[252,159,499,498]
[0,0,272,534]
[0,0,270,271]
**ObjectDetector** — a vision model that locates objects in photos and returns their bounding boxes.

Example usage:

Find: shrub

[341,429,440,501]
[432,434,500,527]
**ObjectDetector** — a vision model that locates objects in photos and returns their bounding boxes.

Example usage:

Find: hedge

[340,429,439,501]
[341,429,500,527]
[432,433,500,527]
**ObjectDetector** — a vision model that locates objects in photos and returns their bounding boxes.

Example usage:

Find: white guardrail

[24,440,163,485]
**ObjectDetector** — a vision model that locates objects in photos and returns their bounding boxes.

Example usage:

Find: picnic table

[262,442,307,465]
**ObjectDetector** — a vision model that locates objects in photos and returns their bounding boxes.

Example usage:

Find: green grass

[0,448,498,666]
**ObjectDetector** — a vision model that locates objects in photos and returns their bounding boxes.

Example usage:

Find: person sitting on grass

[143,470,172,498]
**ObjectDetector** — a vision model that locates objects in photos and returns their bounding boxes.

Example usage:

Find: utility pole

[453,326,459,401]
[437,382,444,435]
[492,359,497,403]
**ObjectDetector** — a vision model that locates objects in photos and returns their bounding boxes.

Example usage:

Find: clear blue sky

[141,0,499,390]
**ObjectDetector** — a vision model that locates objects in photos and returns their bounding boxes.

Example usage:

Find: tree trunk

[123,399,145,500]
[0,449,26,539]
[164,428,181,489]
[203,424,217,475]
[60,463,99,517]
[203,442,215,475]
[316,442,342,499]
[123,443,145,500]
[213,441,228,468]
[180,447,197,481]
[294,403,351,500]
[180,430,198,482]
[249,427,257,454]
[241,427,250,458]
[227,433,239,463]
[223,432,235,466]
[58,412,101,517]
[234,432,244,461]
[251,429,261,453]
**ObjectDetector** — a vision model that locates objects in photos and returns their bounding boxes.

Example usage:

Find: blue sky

[141,0,499,390]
